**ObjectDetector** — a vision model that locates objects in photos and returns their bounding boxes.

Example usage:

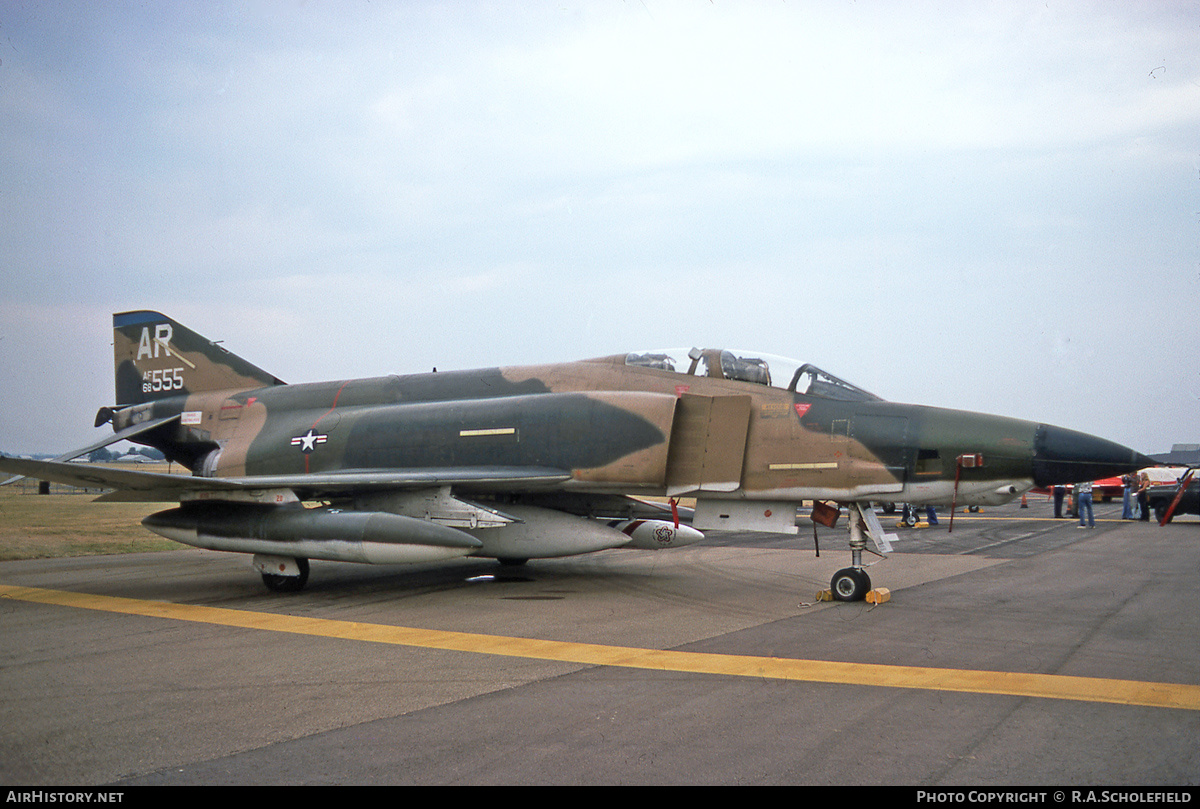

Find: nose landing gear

[827,502,893,601]
[831,566,871,601]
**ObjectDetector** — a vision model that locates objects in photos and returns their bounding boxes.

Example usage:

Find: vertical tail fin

[113,311,285,406]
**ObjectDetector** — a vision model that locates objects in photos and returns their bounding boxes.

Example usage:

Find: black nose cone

[1033,424,1155,487]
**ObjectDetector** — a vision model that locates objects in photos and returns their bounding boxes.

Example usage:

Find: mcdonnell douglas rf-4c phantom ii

[0,311,1154,599]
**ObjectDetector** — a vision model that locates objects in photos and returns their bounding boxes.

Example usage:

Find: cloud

[0,0,1196,455]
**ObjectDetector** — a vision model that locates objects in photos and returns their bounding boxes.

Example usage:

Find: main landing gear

[254,554,310,592]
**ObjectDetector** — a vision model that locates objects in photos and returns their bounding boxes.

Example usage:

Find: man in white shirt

[1076,480,1095,528]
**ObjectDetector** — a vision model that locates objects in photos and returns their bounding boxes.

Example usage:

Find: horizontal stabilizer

[0,414,181,486]
[0,453,243,499]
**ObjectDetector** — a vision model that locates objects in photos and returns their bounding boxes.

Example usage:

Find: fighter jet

[0,311,1153,599]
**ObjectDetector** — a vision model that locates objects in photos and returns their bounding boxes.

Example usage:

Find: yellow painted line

[3,583,1199,712]
[945,515,1149,523]
[769,462,838,471]
[459,427,516,437]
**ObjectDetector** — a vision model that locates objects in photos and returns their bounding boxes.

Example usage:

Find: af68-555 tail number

[143,367,184,393]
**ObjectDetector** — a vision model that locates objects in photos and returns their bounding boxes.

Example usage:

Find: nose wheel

[831,566,871,601]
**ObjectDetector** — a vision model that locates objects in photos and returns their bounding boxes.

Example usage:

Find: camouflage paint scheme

[0,311,1153,596]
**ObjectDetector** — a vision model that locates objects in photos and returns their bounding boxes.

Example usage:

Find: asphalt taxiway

[1,497,1197,785]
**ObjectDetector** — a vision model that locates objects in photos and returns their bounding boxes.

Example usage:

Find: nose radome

[1032,424,1155,487]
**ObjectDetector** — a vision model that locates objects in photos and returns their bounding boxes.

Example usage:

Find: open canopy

[624,348,882,403]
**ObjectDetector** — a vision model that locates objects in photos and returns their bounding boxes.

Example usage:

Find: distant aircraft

[0,311,1153,599]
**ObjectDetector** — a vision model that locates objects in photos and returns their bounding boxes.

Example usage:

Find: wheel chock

[815,589,834,601]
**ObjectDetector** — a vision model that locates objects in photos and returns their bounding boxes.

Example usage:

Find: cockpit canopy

[624,348,882,403]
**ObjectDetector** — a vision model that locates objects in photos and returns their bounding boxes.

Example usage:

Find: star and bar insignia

[290,429,327,453]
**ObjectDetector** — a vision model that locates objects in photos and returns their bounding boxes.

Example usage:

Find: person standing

[1053,485,1066,518]
[1121,474,1134,519]
[1137,473,1152,522]
[1076,480,1095,528]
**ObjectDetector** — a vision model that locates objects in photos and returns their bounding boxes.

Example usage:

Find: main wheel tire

[262,558,310,592]
[831,567,870,602]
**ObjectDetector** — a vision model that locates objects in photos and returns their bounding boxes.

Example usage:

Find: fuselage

[112,350,1146,509]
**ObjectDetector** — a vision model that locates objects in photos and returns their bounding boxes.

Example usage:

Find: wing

[0,454,572,502]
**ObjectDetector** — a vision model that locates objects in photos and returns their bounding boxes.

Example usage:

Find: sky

[0,0,1197,457]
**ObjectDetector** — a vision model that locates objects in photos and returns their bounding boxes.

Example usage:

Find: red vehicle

[1030,478,1124,500]
[1092,476,1126,501]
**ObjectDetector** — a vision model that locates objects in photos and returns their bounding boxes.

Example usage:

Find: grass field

[0,468,179,561]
